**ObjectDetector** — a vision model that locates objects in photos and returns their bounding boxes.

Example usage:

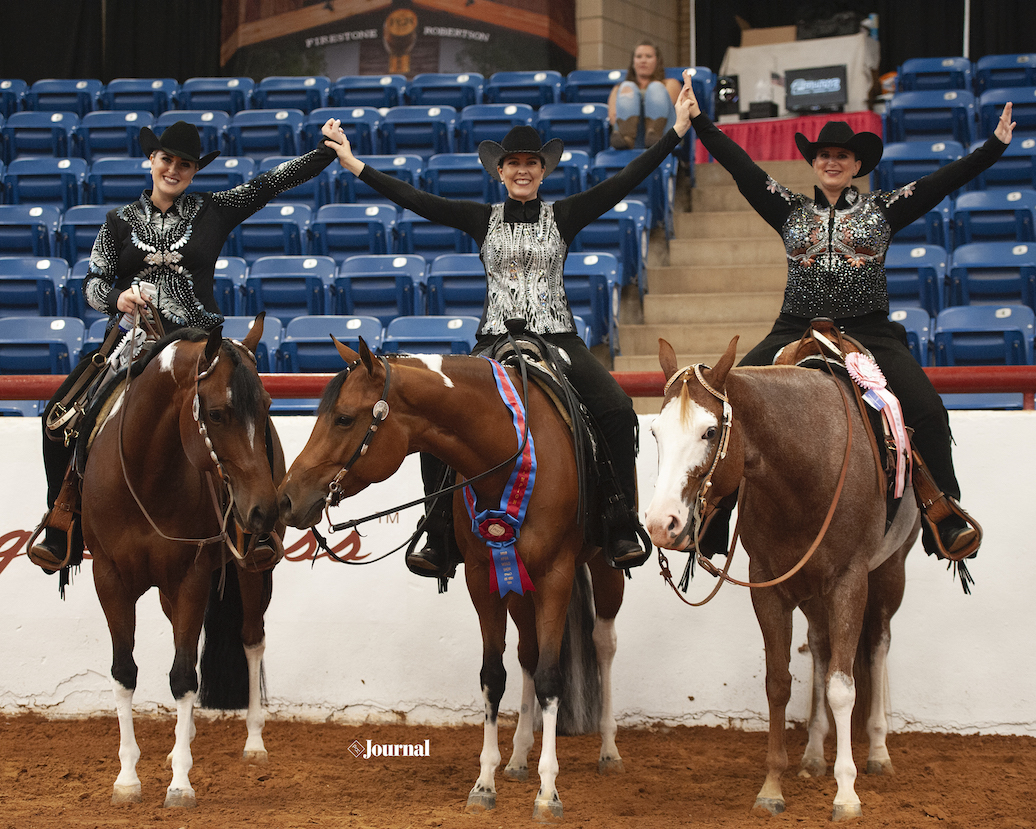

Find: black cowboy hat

[478,125,564,182]
[138,120,220,169]
[794,121,883,178]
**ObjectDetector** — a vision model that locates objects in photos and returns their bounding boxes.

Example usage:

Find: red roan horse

[277,338,626,821]
[644,337,920,822]
[81,316,284,807]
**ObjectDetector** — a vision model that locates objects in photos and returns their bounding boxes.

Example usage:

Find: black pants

[420,332,639,530]
[741,312,960,499]
[40,353,97,508]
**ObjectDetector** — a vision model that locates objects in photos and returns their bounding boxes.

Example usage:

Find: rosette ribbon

[463,358,536,596]
[845,352,911,498]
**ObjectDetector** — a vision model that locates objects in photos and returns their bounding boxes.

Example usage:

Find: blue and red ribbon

[463,358,537,597]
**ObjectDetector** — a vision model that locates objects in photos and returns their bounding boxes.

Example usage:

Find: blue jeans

[614,80,676,148]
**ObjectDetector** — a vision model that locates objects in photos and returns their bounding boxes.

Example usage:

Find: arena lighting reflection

[4,367,1036,408]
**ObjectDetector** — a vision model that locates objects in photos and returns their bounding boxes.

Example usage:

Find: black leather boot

[405,507,457,578]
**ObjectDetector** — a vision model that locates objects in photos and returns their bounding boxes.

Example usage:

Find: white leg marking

[243,639,268,760]
[505,670,535,777]
[111,681,142,803]
[469,685,500,805]
[801,646,830,776]
[827,671,862,817]
[165,691,197,807]
[593,618,623,770]
[535,697,562,817]
[867,636,893,772]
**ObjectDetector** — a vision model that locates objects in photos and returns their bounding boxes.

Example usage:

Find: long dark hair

[625,40,667,84]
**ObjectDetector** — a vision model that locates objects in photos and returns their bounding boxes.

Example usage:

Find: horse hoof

[752,797,785,816]
[163,787,198,808]
[243,748,269,763]
[598,756,625,775]
[464,790,496,814]
[503,764,529,782]
[110,783,141,805]
[798,758,827,778]
[866,758,894,776]
[532,797,563,822]
[831,802,863,822]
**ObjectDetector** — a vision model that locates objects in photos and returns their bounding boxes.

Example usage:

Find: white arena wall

[0,411,1033,736]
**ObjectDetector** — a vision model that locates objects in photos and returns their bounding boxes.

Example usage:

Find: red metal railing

[3,366,1036,409]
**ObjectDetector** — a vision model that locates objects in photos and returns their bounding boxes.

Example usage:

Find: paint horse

[81,317,284,807]
[645,337,920,821]
[277,338,627,821]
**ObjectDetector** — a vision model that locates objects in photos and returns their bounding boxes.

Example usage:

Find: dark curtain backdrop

[0,1,104,82]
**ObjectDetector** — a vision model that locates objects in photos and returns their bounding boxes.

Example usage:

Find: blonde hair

[626,40,667,84]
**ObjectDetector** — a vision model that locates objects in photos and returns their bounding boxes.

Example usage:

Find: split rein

[659,355,856,607]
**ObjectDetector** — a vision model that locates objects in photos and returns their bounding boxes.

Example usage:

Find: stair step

[643,292,783,324]
[670,237,786,266]
[674,210,773,239]
[618,321,773,355]
[647,264,788,294]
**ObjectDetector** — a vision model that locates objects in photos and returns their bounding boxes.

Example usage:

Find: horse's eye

[704,426,716,440]
[207,410,223,424]
[335,414,356,429]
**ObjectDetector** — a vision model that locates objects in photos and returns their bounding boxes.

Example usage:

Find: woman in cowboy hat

[29,119,343,572]
[321,72,696,576]
[681,85,1016,563]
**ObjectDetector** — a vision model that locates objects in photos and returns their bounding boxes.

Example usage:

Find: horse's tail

[556,564,602,735]
[198,564,265,709]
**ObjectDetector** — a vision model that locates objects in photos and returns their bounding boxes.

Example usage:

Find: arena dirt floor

[1,713,1033,829]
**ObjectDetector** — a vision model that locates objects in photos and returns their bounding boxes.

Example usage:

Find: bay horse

[277,338,626,821]
[644,336,920,822]
[80,316,284,807]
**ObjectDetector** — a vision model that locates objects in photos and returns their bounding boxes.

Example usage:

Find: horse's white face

[645,392,718,550]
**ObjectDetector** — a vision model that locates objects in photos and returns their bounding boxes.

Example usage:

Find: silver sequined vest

[479,202,576,335]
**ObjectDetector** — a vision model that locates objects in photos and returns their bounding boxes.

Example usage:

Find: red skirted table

[694,110,883,163]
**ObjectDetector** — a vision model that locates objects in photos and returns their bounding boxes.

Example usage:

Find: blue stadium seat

[951,189,1036,247]
[3,157,86,209]
[884,243,947,315]
[76,110,154,161]
[563,69,624,104]
[590,148,672,234]
[220,314,282,372]
[889,307,932,366]
[967,136,1036,192]
[897,57,973,91]
[82,316,107,352]
[572,314,592,347]
[537,149,590,199]
[0,204,60,256]
[978,86,1036,140]
[425,253,485,316]
[330,75,407,109]
[279,315,383,371]
[455,103,535,152]
[571,199,648,292]
[893,196,953,249]
[934,304,1035,364]
[974,53,1036,94]
[0,399,41,416]
[57,204,109,264]
[310,203,397,262]
[213,256,248,316]
[873,140,965,192]
[98,78,179,115]
[535,103,610,157]
[253,76,330,113]
[84,157,151,205]
[242,254,334,322]
[561,251,620,353]
[63,258,105,325]
[2,111,78,163]
[25,79,102,117]
[422,153,500,202]
[155,110,229,156]
[225,109,303,159]
[946,241,1036,307]
[337,153,422,204]
[396,209,475,259]
[256,155,333,210]
[179,77,254,114]
[303,107,381,155]
[332,254,423,324]
[225,204,311,265]
[381,315,479,354]
[379,105,456,160]
[485,71,563,109]
[406,73,484,109]
[186,155,255,195]
[0,315,84,373]
[0,255,66,316]
[885,90,977,145]
[0,79,28,118]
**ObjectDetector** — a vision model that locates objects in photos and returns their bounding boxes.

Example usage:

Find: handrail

[4,366,1036,409]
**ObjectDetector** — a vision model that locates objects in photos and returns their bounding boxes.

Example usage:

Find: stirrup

[911,448,982,561]
[25,519,74,572]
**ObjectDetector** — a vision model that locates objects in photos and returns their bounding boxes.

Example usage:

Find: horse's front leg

[239,567,273,762]
[799,607,831,778]
[504,669,536,781]
[589,556,624,774]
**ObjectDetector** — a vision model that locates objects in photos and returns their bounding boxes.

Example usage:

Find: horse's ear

[709,336,739,388]
[242,311,265,357]
[203,325,224,369]
[658,338,678,380]
[356,337,376,374]
[332,335,360,364]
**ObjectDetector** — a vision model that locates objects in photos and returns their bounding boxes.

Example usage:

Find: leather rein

[658,354,856,605]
